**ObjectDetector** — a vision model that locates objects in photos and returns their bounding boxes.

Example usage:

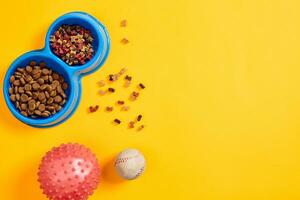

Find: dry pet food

[137,125,145,131]
[130,91,139,101]
[121,38,129,44]
[89,105,99,113]
[108,87,115,93]
[120,20,127,27]
[116,100,125,105]
[50,25,94,65]
[128,121,135,128]
[9,62,68,118]
[114,119,121,124]
[106,106,113,112]
[137,114,142,121]
[121,106,130,111]
[138,83,145,89]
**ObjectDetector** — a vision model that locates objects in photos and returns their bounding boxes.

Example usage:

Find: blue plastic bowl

[3,12,110,127]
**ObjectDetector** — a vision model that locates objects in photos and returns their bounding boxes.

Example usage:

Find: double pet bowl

[3,12,110,127]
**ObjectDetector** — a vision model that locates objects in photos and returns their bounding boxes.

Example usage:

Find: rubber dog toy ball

[38,143,100,200]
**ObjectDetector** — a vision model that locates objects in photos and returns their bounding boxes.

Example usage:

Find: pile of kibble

[89,67,146,131]
[8,61,68,118]
[50,25,94,65]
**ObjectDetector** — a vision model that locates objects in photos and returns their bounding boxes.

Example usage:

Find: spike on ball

[38,143,100,200]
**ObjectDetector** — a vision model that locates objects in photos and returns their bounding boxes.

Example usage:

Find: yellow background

[0,0,300,199]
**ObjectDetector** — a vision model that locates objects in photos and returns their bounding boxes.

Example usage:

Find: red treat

[38,143,100,200]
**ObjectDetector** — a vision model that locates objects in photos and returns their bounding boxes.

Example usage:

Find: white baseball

[115,149,146,180]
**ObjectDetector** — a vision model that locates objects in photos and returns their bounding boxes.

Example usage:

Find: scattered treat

[114,119,121,124]
[138,83,145,89]
[119,68,127,75]
[8,62,68,118]
[108,74,116,82]
[50,25,94,65]
[137,125,145,131]
[121,106,130,111]
[121,38,129,44]
[106,106,113,112]
[124,75,132,88]
[124,80,131,88]
[115,149,146,180]
[128,121,135,128]
[129,91,139,101]
[125,75,132,81]
[116,100,125,105]
[108,87,115,93]
[98,89,106,95]
[137,114,142,121]
[89,105,99,113]
[120,20,127,27]
[97,80,105,87]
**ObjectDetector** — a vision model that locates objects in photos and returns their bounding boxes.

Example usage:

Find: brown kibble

[20,78,26,85]
[24,84,32,91]
[114,119,121,124]
[106,106,113,112]
[120,20,127,27]
[16,93,20,101]
[42,68,50,75]
[37,78,44,85]
[26,66,33,72]
[137,125,145,131]
[34,110,42,116]
[38,92,46,101]
[57,85,63,94]
[18,87,24,93]
[10,94,16,102]
[54,95,62,103]
[121,106,130,111]
[13,80,20,86]
[20,94,29,102]
[119,68,127,75]
[129,121,135,128]
[21,111,28,117]
[9,87,13,94]
[20,103,27,111]
[25,75,33,82]
[32,83,40,91]
[121,38,129,44]
[9,63,68,118]
[137,114,142,121]
[38,104,46,112]
[28,100,36,111]
[108,87,115,93]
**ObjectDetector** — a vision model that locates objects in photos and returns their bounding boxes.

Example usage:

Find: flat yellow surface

[0,0,300,199]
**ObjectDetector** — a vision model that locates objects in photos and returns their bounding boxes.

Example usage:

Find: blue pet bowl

[3,12,110,127]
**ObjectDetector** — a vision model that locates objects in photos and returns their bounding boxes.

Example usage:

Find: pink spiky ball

[38,143,100,200]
